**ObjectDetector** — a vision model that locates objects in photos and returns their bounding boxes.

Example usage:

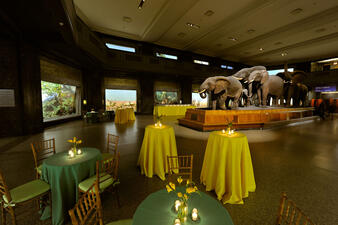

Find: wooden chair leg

[8,207,16,225]
[115,187,121,208]
[1,206,6,225]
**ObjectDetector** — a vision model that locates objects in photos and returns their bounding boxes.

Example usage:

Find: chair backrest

[167,155,193,182]
[69,182,103,225]
[276,192,315,225]
[31,138,56,166]
[106,134,119,156]
[0,170,12,204]
[97,152,120,184]
[31,138,56,177]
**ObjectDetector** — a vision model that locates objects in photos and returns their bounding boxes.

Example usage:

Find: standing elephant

[232,66,267,80]
[276,70,308,107]
[248,70,284,107]
[198,76,243,110]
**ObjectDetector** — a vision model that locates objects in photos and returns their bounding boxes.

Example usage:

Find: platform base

[178,107,315,131]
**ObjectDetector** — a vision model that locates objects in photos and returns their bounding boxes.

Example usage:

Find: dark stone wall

[139,76,154,114]
[180,78,192,104]
[82,70,103,112]
[0,38,23,136]
[20,44,43,134]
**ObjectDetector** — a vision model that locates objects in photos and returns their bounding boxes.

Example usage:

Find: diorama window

[155,53,178,60]
[192,93,208,108]
[105,43,136,53]
[41,81,80,121]
[105,89,137,111]
[193,59,209,66]
[155,91,178,104]
[267,68,294,75]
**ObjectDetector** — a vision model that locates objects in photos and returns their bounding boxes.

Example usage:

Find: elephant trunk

[248,83,253,98]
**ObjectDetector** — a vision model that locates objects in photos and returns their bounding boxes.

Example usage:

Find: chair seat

[36,164,42,175]
[102,153,114,162]
[78,173,115,192]
[106,219,133,225]
[2,179,50,204]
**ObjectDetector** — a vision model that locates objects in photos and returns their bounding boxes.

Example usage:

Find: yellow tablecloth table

[114,108,135,124]
[200,131,256,204]
[137,124,178,180]
[153,105,196,116]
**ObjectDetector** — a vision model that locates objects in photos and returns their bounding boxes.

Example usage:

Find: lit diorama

[179,66,314,131]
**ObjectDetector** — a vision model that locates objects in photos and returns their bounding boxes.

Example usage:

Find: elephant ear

[260,70,269,84]
[291,70,307,83]
[214,78,230,94]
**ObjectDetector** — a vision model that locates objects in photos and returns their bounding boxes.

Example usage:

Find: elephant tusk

[232,76,243,80]
[197,89,207,94]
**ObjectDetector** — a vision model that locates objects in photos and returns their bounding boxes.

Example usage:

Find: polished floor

[0,115,337,225]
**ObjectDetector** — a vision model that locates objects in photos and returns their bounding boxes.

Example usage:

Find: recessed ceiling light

[204,10,214,16]
[290,8,303,15]
[281,52,288,56]
[247,29,256,34]
[186,22,200,29]
[315,28,326,33]
[228,37,238,41]
[259,47,264,51]
[274,42,283,45]
[138,0,145,9]
[177,32,186,38]
[59,22,64,26]
[122,16,132,23]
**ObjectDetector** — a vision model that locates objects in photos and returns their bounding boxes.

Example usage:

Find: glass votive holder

[77,149,82,155]
[174,218,181,225]
[192,208,198,221]
[68,150,75,158]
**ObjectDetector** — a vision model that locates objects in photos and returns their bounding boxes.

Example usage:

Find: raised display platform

[178,107,315,131]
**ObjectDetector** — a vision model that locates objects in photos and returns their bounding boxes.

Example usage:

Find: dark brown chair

[78,152,121,207]
[69,182,103,225]
[31,138,56,179]
[0,169,51,225]
[102,134,119,161]
[276,192,315,225]
[167,154,193,182]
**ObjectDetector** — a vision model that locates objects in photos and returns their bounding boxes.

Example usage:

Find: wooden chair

[0,169,51,225]
[69,182,103,225]
[276,192,316,225]
[102,134,119,161]
[167,155,193,182]
[31,138,56,179]
[78,152,121,207]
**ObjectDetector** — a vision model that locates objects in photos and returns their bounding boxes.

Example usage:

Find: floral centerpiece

[154,115,163,127]
[166,177,199,223]
[67,137,82,157]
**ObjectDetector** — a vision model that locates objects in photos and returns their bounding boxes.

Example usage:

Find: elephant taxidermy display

[248,70,284,107]
[198,76,243,110]
[276,70,309,107]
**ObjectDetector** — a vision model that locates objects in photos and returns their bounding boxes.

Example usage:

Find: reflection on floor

[0,115,337,225]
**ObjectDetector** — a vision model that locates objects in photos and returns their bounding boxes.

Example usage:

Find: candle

[155,123,158,127]
[174,219,181,225]
[222,129,225,134]
[159,122,162,127]
[175,200,181,212]
[77,149,82,155]
[192,208,198,221]
[231,129,234,134]
[68,150,74,158]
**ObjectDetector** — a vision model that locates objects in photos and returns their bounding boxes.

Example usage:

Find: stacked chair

[31,138,56,179]
[70,171,132,225]
[276,192,316,225]
[102,134,119,162]
[78,152,121,207]
[167,154,194,182]
[0,169,51,225]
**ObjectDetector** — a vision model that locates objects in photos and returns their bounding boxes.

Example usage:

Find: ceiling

[74,0,338,65]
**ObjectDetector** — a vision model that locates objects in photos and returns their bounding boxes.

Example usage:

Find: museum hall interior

[0,1,337,225]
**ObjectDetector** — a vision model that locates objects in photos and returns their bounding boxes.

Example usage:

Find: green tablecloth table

[133,188,234,225]
[42,147,102,225]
